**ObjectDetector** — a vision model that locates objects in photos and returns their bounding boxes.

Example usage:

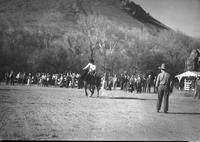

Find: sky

[131,0,200,38]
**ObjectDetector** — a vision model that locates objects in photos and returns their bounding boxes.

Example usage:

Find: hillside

[3,0,196,76]
[0,0,169,35]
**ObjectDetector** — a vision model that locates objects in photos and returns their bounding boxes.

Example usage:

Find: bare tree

[77,14,108,60]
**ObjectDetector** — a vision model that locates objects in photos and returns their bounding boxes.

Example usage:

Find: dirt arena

[0,84,200,141]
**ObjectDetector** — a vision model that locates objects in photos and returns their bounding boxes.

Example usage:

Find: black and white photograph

[0,0,200,141]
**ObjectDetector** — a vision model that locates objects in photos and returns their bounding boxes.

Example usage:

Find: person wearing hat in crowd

[155,63,171,113]
[193,76,200,100]
[80,58,96,80]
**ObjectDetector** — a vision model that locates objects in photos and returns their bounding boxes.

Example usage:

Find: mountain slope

[1,0,196,76]
[0,0,170,35]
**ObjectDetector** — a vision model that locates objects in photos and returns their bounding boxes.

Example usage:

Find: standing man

[156,64,171,113]
[5,72,9,85]
[27,73,32,86]
[153,76,157,93]
[146,75,151,93]
[9,70,15,85]
[112,74,117,90]
[193,77,200,100]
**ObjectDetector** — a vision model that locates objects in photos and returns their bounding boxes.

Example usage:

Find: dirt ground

[0,84,200,141]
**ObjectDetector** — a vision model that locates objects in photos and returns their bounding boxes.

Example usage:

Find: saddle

[85,71,96,80]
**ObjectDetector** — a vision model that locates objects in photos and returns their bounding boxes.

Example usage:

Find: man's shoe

[164,111,168,113]
[157,110,159,113]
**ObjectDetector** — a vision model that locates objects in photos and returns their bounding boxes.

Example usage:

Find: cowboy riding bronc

[80,59,96,80]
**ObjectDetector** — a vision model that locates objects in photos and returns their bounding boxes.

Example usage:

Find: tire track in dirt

[21,104,58,140]
[39,101,91,139]
[13,105,34,140]
[0,104,33,139]
[39,104,64,139]
[0,106,13,132]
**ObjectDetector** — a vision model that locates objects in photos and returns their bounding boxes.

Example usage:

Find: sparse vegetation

[0,0,199,77]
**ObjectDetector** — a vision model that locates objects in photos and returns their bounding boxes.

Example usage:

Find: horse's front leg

[97,84,102,97]
[89,85,95,97]
[84,82,88,96]
[97,86,100,97]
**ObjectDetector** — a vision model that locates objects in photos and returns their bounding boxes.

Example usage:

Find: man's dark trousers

[157,85,169,112]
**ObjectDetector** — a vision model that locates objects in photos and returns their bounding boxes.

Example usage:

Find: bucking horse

[79,72,102,97]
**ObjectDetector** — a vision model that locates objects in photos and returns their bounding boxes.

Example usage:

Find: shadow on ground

[0,89,11,91]
[97,96,156,101]
[168,112,200,115]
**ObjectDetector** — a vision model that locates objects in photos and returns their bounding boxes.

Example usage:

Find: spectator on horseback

[80,58,96,80]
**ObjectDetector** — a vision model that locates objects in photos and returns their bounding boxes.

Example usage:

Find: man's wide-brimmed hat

[90,58,94,63]
[158,64,167,70]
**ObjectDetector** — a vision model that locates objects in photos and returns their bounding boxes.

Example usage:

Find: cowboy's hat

[89,58,94,63]
[158,64,167,70]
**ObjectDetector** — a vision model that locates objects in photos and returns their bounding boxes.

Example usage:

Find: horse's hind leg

[84,82,88,96]
[96,86,100,97]
[85,88,88,96]
[97,90,99,97]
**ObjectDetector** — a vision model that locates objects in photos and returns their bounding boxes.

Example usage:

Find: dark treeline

[0,13,200,77]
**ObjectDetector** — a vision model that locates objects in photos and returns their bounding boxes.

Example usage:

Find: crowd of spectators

[0,70,157,93]
[102,71,157,93]
[0,70,82,88]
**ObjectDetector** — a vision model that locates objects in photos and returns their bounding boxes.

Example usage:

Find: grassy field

[0,84,200,141]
